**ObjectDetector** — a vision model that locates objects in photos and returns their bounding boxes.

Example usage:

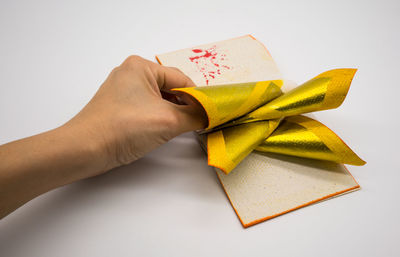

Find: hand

[66,55,207,173]
[0,56,207,218]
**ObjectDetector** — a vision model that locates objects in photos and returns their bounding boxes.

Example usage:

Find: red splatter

[189,45,231,85]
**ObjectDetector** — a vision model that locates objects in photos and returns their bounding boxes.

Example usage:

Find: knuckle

[109,66,127,80]
[123,55,145,69]
[110,66,121,75]
[126,55,142,62]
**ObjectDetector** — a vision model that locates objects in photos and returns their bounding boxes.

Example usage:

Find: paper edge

[155,34,361,228]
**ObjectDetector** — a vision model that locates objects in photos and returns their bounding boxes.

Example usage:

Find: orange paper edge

[215,166,360,228]
[155,34,361,228]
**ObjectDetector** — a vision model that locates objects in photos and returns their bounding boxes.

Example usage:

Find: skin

[0,55,207,218]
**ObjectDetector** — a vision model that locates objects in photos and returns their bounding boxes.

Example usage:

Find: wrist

[57,120,113,180]
[0,122,114,217]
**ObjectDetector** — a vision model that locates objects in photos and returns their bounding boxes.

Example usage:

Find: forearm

[0,123,107,218]
[0,56,205,219]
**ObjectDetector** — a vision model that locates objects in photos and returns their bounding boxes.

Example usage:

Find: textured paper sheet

[156,35,360,227]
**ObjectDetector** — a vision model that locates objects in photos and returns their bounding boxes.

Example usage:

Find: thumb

[170,103,208,134]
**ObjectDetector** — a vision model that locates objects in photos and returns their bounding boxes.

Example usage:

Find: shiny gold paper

[173,68,366,174]
[256,115,366,165]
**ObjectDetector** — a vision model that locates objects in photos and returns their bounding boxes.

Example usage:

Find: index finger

[155,65,196,91]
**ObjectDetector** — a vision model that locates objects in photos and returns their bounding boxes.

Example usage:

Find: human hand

[64,55,207,175]
[0,55,208,218]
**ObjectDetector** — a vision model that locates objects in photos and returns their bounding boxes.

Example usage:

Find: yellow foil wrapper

[173,80,283,129]
[207,119,281,173]
[256,116,366,166]
[173,68,365,174]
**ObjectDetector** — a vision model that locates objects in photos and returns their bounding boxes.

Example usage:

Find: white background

[0,0,399,256]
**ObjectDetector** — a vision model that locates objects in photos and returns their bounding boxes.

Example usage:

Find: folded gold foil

[173,69,366,174]
[256,116,365,165]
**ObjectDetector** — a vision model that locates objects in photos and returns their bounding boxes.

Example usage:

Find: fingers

[156,64,206,132]
[155,64,199,105]
[120,55,206,133]
[120,55,195,90]
[171,103,208,133]
[156,65,196,91]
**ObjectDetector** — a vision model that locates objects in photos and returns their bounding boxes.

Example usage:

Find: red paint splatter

[189,45,231,85]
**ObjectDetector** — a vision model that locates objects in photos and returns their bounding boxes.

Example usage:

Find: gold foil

[256,116,366,165]
[173,69,365,174]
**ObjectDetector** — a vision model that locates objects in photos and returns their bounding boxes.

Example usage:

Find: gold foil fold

[173,68,365,174]
[256,116,366,166]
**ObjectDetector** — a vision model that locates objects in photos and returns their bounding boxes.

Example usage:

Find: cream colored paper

[156,35,359,227]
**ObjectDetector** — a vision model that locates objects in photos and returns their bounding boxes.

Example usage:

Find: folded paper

[156,35,363,227]
[257,115,365,165]
[173,69,366,174]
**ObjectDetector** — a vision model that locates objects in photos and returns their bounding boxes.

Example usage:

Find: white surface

[0,0,399,256]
